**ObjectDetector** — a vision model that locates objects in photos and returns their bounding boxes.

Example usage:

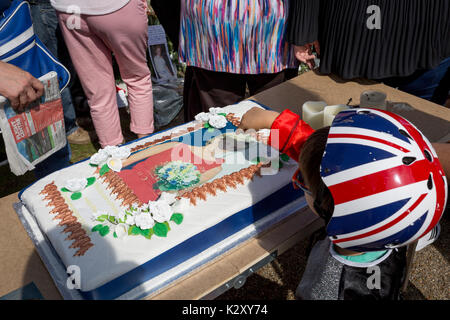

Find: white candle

[360,90,387,110]
[302,101,327,130]
[323,105,350,127]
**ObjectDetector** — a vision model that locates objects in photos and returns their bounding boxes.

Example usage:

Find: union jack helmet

[321,108,448,252]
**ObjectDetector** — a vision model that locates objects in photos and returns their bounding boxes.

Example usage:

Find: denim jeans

[381,57,450,106]
[29,0,78,136]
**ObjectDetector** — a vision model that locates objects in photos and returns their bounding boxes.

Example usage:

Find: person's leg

[29,1,78,136]
[183,66,247,122]
[381,57,450,106]
[86,0,154,139]
[246,68,298,96]
[58,12,124,147]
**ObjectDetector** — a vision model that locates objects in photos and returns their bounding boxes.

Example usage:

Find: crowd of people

[1,0,449,300]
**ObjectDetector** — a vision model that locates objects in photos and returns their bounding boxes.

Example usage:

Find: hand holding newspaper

[0,71,67,175]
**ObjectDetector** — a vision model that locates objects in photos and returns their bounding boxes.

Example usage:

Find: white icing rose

[194,112,210,122]
[114,224,128,239]
[149,200,173,223]
[109,146,131,160]
[209,107,224,115]
[134,212,155,230]
[102,145,119,156]
[159,192,177,205]
[171,197,190,213]
[208,114,227,129]
[124,213,136,226]
[65,178,87,192]
[107,158,123,172]
[90,149,109,166]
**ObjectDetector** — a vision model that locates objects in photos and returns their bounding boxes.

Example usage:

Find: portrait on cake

[114,126,274,205]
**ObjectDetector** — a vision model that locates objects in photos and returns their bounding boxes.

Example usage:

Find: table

[0,71,448,300]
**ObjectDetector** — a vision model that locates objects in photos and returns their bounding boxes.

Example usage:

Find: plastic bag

[152,80,183,128]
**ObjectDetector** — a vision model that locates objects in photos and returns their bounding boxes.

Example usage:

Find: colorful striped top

[179,0,297,74]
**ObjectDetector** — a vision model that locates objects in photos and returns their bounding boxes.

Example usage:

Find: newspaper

[0,71,66,175]
[148,25,177,84]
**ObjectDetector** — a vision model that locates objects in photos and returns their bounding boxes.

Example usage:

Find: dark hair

[298,127,334,224]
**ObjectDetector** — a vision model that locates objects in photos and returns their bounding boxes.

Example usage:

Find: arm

[0,61,44,112]
[287,0,321,68]
[239,107,314,161]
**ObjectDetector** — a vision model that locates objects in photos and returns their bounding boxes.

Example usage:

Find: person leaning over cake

[179,0,299,122]
[51,0,154,148]
[238,106,449,300]
[288,0,450,106]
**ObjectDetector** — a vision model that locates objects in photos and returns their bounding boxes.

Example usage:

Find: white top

[51,0,130,15]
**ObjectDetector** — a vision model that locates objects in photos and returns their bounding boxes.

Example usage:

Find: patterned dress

[179,0,297,74]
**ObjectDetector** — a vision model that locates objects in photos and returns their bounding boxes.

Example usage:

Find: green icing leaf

[99,225,110,237]
[164,221,171,231]
[170,213,184,225]
[96,215,108,222]
[280,153,290,162]
[89,163,98,167]
[108,216,117,224]
[203,122,211,129]
[91,224,103,232]
[71,192,82,200]
[86,177,96,186]
[140,228,153,239]
[129,225,144,236]
[61,187,70,192]
[113,232,118,238]
[218,113,227,117]
[99,163,110,176]
[153,223,168,237]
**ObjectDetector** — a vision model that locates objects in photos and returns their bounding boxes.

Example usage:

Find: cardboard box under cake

[0,71,448,300]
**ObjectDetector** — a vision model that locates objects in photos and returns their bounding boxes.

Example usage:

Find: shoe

[67,127,92,145]
[416,224,441,251]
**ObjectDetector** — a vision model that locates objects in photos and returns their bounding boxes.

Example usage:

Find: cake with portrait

[19,100,305,299]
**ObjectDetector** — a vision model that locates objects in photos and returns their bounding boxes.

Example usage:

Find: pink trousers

[58,0,154,147]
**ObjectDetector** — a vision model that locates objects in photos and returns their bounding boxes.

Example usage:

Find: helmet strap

[313,181,332,223]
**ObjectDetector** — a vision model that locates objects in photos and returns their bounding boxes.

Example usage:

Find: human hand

[0,61,44,112]
[238,107,280,131]
[294,41,320,69]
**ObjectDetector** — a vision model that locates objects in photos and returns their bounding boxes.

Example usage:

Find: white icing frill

[65,178,88,192]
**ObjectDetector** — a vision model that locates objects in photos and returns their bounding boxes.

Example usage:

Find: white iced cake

[19,101,303,299]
